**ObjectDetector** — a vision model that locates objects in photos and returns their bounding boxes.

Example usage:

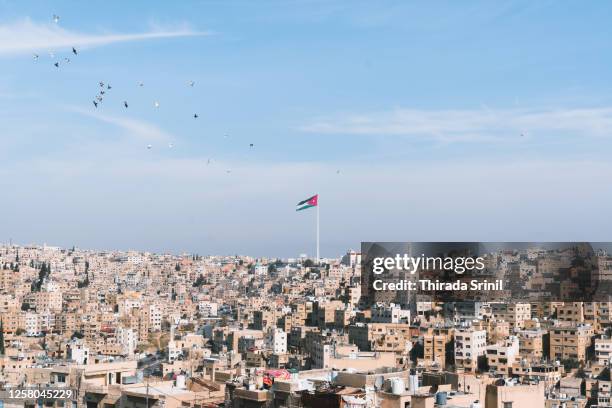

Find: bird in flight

[64,58,70,63]
[92,101,98,108]
[33,54,39,61]
[138,82,144,87]
[168,143,174,148]
[147,144,152,150]
[188,81,195,87]
[99,81,105,88]
[123,101,128,108]
[53,14,60,24]
[193,114,198,119]
[54,62,59,68]
[72,47,78,55]
[249,143,254,148]
[207,159,211,165]
[107,85,112,90]
[154,101,160,108]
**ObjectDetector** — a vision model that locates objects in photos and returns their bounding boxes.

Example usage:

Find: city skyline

[2,1,612,257]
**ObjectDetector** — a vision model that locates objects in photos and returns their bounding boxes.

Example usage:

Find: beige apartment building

[518,329,544,360]
[422,334,448,368]
[491,303,531,329]
[550,324,594,361]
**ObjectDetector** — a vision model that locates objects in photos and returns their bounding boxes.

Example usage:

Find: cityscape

[3,2,612,408]
[2,243,612,407]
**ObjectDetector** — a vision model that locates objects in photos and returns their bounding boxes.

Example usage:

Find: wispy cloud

[300,107,612,142]
[0,18,207,56]
[70,106,173,143]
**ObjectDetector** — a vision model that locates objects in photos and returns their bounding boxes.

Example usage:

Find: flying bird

[54,62,59,68]
[147,144,152,149]
[188,81,195,87]
[53,14,60,24]
[33,54,39,61]
[99,81,105,87]
[336,170,341,174]
[207,159,211,165]
[123,101,128,108]
[193,114,198,119]
[96,95,103,102]
[249,143,254,148]
[100,90,105,95]
[168,143,174,148]
[64,58,70,63]
[226,170,232,174]
[93,101,98,108]
[72,47,78,55]
[154,101,160,108]
[107,84,112,90]
[138,82,144,87]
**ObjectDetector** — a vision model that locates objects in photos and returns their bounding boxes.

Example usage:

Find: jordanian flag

[296,194,318,211]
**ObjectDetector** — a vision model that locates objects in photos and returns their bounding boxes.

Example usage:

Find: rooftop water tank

[435,392,447,406]
[391,378,405,395]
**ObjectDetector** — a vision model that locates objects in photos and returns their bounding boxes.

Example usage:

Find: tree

[77,275,90,288]
[71,331,84,339]
[303,259,315,267]
[268,264,277,275]
[193,275,205,287]
[477,355,490,372]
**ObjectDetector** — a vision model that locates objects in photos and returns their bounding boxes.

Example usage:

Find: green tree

[71,331,84,339]
[193,275,205,287]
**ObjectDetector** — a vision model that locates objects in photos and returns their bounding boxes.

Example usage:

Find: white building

[266,327,287,354]
[596,336,612,366]
[117,327,137,357]
[68,341,90,365]
[455,328,487,373]
[486,335,520,375]
[149,305,162,331]
[371,303,410,324]
[25,312,40,337]
[198,301,218,317]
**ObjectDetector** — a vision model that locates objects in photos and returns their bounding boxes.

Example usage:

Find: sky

[1,0,612,258]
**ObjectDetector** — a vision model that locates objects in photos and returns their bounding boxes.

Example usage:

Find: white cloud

[70,106,173,142]
[300,107,612,142]
[0,18,207,56]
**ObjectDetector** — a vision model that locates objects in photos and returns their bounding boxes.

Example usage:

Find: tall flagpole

[316,197,320,265]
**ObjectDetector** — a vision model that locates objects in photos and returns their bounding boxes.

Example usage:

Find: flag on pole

[296,194,318,211]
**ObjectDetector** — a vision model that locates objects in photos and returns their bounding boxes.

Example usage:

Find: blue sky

[1,0,612,257]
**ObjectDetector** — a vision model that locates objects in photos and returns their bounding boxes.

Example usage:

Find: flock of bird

[32,14,342,175]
